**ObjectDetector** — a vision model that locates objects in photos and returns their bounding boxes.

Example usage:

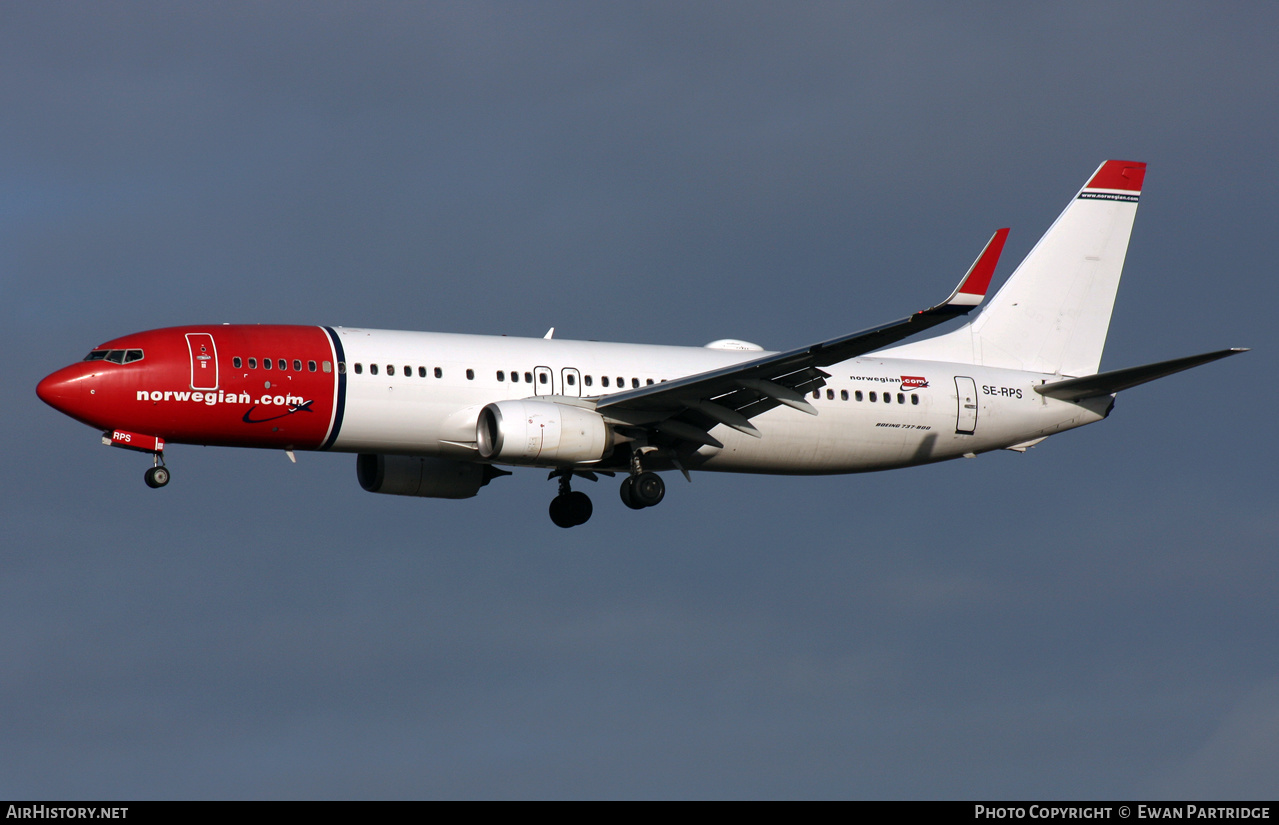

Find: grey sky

[3,2,1276,798]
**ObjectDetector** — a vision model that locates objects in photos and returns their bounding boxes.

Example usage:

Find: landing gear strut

[548,470,592,528]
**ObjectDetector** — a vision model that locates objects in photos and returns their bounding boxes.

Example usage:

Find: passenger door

[186,333,219,391]
[955,376,978,434]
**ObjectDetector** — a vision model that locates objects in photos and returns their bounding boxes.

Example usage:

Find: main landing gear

[547,453,670,527]
[619,472,664,509]
[619,447,665,510]
[549,470,594,528]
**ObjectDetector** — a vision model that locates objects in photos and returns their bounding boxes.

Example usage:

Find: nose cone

[37,364,92,424]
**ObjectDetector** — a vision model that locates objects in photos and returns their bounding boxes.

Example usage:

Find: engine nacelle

[476,399,612,466]
[356,454,491,499]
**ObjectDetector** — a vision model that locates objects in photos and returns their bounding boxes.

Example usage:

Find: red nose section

[37,365,86,418]
[37,365,78,411]
[40,325,342,449]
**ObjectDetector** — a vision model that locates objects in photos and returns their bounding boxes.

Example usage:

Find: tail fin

[883,160,1146,376]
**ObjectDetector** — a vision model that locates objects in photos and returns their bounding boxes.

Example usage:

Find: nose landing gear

[144,464,170,488]
[103,430,170,489]
[143,454,170,488]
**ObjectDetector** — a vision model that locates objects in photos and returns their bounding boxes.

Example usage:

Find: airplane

[37,160,1246,527]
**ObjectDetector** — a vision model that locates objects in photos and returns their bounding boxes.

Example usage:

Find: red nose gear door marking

[186,333,219,391]
[104,429,165,454]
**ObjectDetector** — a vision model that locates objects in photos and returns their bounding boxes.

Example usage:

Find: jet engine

[476,399,612,466]
[356,453,496,499]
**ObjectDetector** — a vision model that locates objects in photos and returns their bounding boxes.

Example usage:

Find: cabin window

[897,393,905,404]
[308,360,317,372]
[293,360,302,371]
[566,374,576,386]
[855,390,863,402]
[883,393,891,403]
[434,367,443,378]
[869,391,876,402]
[813,390,820,399]
[911,394,919,405]
[631,378,639,388]
[523,372,532,383]
[387,365,395,376]
[370,364,379,375]
[233,357,243,369]
[248,358,258,369]
[584,375,592,387]
[417,367,425,377]
[263,358,272,370]
[466,369,475,380]
[497,371,505,382]
[826,389,834,400]
[278,359,286,371]
[646,378,654,386]
[840,390,848,401]
[602,376,610,388]
[353,363,362,374]
[539,372,548,385]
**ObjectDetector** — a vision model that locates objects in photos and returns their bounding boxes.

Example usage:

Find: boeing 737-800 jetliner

[38,161,1244,526]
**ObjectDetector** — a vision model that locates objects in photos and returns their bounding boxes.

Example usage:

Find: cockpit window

[86,348,144,364]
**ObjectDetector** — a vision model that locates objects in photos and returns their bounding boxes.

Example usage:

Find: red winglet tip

[963,227,1009,297]
[1087,160,1146,192]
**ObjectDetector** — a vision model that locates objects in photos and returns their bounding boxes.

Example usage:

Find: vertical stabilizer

[883,160,1145,376]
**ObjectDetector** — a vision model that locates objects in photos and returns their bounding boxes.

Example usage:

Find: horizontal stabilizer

[1034,348,1248,401]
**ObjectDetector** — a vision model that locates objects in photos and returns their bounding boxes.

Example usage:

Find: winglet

[941,227,1008,308]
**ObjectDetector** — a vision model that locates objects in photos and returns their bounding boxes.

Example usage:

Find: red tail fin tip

[1086,160,1146,192]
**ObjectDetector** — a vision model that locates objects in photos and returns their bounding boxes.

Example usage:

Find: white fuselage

[329,328,1109,473]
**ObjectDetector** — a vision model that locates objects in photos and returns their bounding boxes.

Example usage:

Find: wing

[591,228,1009,449]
